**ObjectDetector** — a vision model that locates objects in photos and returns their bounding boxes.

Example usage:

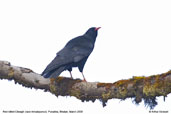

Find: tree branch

[0,60,170,109]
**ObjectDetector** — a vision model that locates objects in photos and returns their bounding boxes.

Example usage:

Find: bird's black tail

[42,66,66,78]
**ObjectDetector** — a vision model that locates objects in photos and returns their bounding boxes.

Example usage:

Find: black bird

[42,27,101,81]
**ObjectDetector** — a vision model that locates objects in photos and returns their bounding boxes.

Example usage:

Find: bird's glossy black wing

[64,36,94,62]
[41,36,94,77]
[41,48,73,77]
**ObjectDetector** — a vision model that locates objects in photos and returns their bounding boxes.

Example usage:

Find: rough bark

[0,60,170,109]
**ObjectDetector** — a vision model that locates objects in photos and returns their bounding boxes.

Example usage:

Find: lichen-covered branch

[0,60,171,109]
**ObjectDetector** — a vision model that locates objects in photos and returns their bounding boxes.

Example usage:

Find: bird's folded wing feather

[42,38,93,75]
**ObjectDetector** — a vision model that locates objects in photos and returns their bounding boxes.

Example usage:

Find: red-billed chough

[42,27,101,81]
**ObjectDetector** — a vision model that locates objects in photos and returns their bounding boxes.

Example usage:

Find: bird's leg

[69,71,73,79]
[81,72,87,82]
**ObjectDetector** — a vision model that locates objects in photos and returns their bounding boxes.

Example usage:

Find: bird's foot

[82,79,87,82]
[70,77,73,79]
[50,78,56,83]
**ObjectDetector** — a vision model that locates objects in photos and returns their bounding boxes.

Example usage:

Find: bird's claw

[82,79,87,82]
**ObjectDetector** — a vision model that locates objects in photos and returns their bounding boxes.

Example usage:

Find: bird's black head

[85,27,101,43]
